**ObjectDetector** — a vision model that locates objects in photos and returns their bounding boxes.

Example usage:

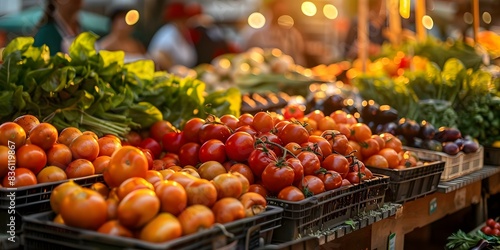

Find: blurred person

[148,2,197,70]
[186,3,239,65]
[242,0,306,66]
[343,0,388,59]
[33,0,84,55]
[97,7,148,63]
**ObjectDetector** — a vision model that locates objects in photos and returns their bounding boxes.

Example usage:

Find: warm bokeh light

[218,58,231,70]
[301,1,317,17]
[248,12,266,29]
[399,0,410,19]
[125,10,139,25]
[482,12,492,24]
[464,12,473,24]
[422,15,433,30]
[323,4,338,20]
[277,15,294,28]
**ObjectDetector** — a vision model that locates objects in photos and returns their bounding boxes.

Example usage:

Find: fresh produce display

[0,32,240,137]
[446,218,500,250]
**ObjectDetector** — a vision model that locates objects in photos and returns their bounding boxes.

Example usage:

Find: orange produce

[37,166,67,183]
[117,189,160,229]
[60,188,108,230]
[29,123,58,151]
[155,180,187,216]
[104,146,149,188]
[177,205,215,235]
[139,213,182,243]
[212,197,246,224]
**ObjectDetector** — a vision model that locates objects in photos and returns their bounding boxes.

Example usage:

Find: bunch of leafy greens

[353,58,498,142]
[446,230,500,250]
[0,32,240,137]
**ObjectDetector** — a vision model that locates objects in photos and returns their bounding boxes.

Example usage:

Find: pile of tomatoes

[122,106,420,202]
[481,218,500,236]
[0,115,127,187]
[49,146,268,243]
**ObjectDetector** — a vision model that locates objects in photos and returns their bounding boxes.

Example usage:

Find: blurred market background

[1,0,499,67]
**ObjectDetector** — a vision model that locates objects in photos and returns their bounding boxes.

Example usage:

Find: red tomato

[252,112,274,133]
[70,134,99,161]
[277,186,305,201]
[316,169,343,191]
[233,125,258,137]
[199,139,226,163]
[198,122,232,144]
[2,168,37,187]
[345,171,362,184]
[297,151,321,176]
[257,132,283,156]
[225,132,255,162]
[350,123,372,142]
[237,113,254,127]
[149,120,175,143]
[182,118,205,143]
[282,104,305,120]
[229,163,255,185]
[123,131,142,147]
[307,135,332,159]
[104,146,149,188]
[139,148,154,170]
[162,131,185,154]
[248,184,269,198]
[139,138,162,159]
[360,138,380,159]
[247,148,277,177]
[300,175,325,196]
[47,144,73,169]
[178,142,200,167]
[16,144,47,175]
[261,160,295,194]
[286,158,304,186]
[321,153,349,178]
[65,159,95,179]
[278,123,309,145]
[220,114,239,131]
[321,130,350,155]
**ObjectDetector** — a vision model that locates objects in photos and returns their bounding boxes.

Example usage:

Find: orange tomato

[97,220,133,238]
[57,127,82,147]
[155,180,187,216]
[104,146,148,188]
[37,166,67,183]
[29,123,58,151]
[117,189,160,229]
[90,182,110,199]
[177,205,215,235]
[116,177,154,201]
[16,144,47,175]
[364,154,389,169]
[350,123,372,142]
[13,115,40,136]
[229,163,255,185]
[378,148,399,169]
[145,170,163,186]
[0,122,26,150]
[47,144,73,170]
[197,161,227,181]
[70,134,100,161]
[0,145,11,179]
[97,136,122,157]
[60,188,108,230]
[92,155,111,174]
[65,159,95,179]
[239,192,267,217]
[212,173,243,199]
[360,138,380,159]
[211,197,245,224]
[2,168,37,187]
[50,180,82,213]
[185,179,217,207]
[139,213,182,243]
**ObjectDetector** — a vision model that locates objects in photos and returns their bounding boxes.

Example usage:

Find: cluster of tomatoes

[122,106,420,202]
[49,149,267,243]
[0,115,128,187]
[481,218,500,236]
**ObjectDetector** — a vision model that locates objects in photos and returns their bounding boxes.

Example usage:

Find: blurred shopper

[33,0,84,55]
[148,2,197,70]
[186,3,239,65]
[97,7,148,63]
[243,0,306,66]
[343,0,387,59]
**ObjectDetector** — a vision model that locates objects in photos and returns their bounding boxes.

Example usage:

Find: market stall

[0,0,499,249]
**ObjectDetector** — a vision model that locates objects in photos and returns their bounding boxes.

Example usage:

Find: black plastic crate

[0,174,104,234]
[484,147,500,166]
[367,161,445,203]
[258,236,319,250]
[22,206,283,250]
[267,175,389,242]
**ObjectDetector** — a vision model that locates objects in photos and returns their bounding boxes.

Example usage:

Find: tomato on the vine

[277,186,305,201]
[247,148,277,177]
[300,175,325,196]
[321,153,349,178]
[316,169,343,191]
[297,151,321,176]
[282,104,304,120]
[198,121,232,144]
[182,118,205,143]
[252,112,274,133]
[286,157,304,186]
